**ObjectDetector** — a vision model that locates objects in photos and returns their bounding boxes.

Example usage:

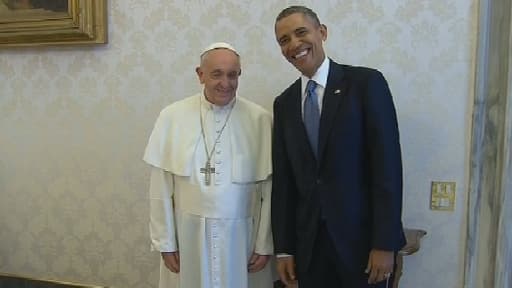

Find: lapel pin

[334,89,341,94]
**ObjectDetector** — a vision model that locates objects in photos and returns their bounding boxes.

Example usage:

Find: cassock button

[316,178,323,185]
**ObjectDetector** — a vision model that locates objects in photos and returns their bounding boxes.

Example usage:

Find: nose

[222,75,231,84]
[289,35,301,49]
[219,76,231,88]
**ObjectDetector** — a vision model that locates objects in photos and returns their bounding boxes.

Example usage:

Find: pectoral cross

[200,161,215,185]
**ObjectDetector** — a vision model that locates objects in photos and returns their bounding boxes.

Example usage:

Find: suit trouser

[298,222,394,288]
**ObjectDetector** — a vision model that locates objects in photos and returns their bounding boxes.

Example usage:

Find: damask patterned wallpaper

[0,1,476,287]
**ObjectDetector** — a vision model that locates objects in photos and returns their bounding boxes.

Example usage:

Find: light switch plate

[430,181,456,211]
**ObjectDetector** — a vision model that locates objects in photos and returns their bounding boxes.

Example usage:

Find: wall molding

[465,0,512,287]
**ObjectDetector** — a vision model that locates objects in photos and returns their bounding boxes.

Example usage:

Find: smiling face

[275,12,327,78]
[196,48,241,106]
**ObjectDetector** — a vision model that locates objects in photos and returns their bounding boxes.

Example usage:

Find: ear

[195,66,205,84]
[320,24,328,41]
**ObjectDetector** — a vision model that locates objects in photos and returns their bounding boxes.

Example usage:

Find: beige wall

[0,1,477,287]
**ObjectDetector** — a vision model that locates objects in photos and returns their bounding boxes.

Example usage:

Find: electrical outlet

[430,181,456,211]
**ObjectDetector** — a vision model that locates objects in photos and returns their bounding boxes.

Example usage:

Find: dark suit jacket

[271,60,406,274]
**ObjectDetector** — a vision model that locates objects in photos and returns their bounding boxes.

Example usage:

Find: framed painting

[0,0,107,47]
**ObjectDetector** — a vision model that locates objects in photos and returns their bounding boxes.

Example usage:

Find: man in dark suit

[271,5,406,288]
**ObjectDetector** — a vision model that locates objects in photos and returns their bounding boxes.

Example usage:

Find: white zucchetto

[200,42,239,57]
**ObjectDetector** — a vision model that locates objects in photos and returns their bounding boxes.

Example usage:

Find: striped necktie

[304,80,320,158]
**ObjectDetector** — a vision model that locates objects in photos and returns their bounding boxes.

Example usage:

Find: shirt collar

[301,56,329,94]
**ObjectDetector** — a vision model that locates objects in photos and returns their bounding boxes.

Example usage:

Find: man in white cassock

[143,42,274,288]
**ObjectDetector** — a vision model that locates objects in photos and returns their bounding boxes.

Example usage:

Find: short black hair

[275,5,321,27]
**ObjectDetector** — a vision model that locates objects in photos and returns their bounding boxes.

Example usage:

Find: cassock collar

[200,92,236,113]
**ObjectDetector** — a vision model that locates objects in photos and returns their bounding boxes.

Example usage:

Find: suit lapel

[318,61,348,164]
[288,79,314,158]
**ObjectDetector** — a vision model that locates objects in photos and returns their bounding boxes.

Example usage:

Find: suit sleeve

[271,97,298,255]
[363,70,404,252]
[149,167,178,252]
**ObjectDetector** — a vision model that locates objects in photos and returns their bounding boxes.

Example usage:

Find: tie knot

[307,80,317,95]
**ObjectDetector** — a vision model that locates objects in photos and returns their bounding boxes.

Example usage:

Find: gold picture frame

[0,0,107,47]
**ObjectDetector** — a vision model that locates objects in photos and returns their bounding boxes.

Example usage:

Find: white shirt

[300,56,330,117]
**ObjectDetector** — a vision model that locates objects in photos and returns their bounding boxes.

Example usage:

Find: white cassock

[143,94,274,288]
